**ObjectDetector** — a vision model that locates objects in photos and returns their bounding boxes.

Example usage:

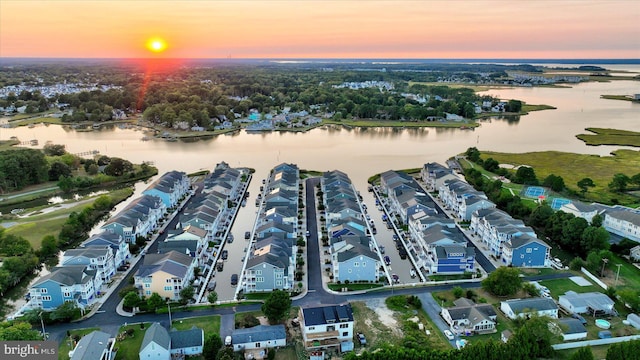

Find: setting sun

[146,38,167,53]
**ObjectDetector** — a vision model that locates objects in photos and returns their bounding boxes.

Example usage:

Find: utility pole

[615,264,622,287]
[167,302,172,326]
[601,258,609,277]
[38,312,46,340]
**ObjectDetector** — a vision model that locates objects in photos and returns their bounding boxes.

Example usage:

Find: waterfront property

[81,230,131,268]
[408,220,475,274]
[243,163,299,294]
[603,208,640,243]
[61,246,116,283]
[101,194,166,243]
[422,162,459,192]
[28,265,102,311]
[134,251,197,300]
[500,298,558,320]
[300,304,355,351]
[142,171,190,209]
[331,235,380,283]
[470,208,538,259]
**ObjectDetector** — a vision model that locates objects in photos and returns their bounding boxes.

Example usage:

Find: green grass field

[172,314,221,335]
[538,278,597,298]
[477,149,640,205]
[114,324,147,360]
[576,127,640,147]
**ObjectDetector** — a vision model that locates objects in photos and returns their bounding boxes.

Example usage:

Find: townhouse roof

[33,265,96,287]
[335,236,377,262]
[136,251,193,278]
[302,304,353,326]
[505,234,550,250]
[62,246,110,260]
[82,231,122,248]
[435,245,474,260]
[606,209,640,225]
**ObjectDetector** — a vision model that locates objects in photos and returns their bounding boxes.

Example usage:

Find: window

[348,269,352,273]
[327,325,335,332]
[309,327,315,331]
[145,290,151,295]
[362,262,366,267]
[340,324,348,329]
[145,283,151,288]
[166,279,172,283]
[164,286,173,291]
[63,292,71,297]
[276,280,282,286]
[257,277,264,283]
[342,332,348,336]
[40,288,48,294]
[354,262,359,267]
[256,270,262,275]
[42,296,51,301]
[526,248,532,253]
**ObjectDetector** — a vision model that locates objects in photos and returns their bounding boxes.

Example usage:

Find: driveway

[417,292,456,348]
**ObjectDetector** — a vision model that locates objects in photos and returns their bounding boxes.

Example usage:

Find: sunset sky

[1,0,639,59]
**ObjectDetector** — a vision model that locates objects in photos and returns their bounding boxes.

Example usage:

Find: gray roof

[33,265,96,287]
[141,322,171,351]
[446,302,496,325]
[170,326,204,349]
[231,324,286,344]
[503,298,558,313]
[559,291,615,312]
[136,251,193,278]
[302,304,353,326]
[606,210,640,225]
[435,245,474,260]
[506,234,550,250]
[557,318,587,334]
[71,330,111,360]
[336,238,378,263]
[63,246,110,260]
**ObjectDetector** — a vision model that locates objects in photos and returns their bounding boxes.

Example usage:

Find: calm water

[0,72,638,305]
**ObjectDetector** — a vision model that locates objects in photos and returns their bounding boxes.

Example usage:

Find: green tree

[522,282,540,297]
[514,166,538,185]
[0,321,43,340]
[147,293,165,312]
[529,204,554,228]
[607,339,640,360]
[179,285,195,305]
[608,173,630,192]
[42,143,66,156]
[570,346,595,360]
[123,291,141,310]
[452,286,464,298]
[38,235,58,259]
[465,147,481,162]
[207,291,218,305]
[104,157,133,176]
[48,161,71,181]
[577,178,595,194]
[581,226,610,253]
[202,333,222,360]
[50,301,78,322]
[482,266,522,296]
[506,99,523,112]
[543,174,565,192]
[261,289,291,324]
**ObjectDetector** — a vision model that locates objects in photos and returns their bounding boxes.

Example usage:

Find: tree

[48,161,71,181]
[50,301,78,322]
[522,282,540,297]
[577,178,595,194]
[608,173,630,192]
[543,174,565,192]
[607,339,640,360]
[39,235,58,259]
[506,99,523,112]
[483,158,500,172]
[514,166,538,185]
[482,266,522,296]
[207,291,218,305]
[216,347,234,360]
[452,286,464,298]
[0,321,42,340]
[581,226,610,253]
[179,285,195,305]
[123,291,141,310]
[147,293,165,312]
[529,204,554,228]
[261,289,291,324]
[202,333,222,360]
[43,143,66,156]
[465,147,481,162]
[104,157,133,176]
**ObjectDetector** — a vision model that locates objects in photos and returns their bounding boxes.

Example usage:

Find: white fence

[552,334,640,350]
[581,267,608,289]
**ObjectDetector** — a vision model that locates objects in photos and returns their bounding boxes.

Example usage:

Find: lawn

[58,327,100,360]
[538,278,598,298]
[557,345,609,359]
[172,314,221,336]
[477,149,640,205]
[601,254,640,291]
[576,128,640,147]
[114,323,147,360]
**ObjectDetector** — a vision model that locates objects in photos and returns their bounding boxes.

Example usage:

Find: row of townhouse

[322,170,380,283]
[438,178,495,221]
[27,171,191,311]
[379,169,475,275]
[470,207,550,267]
[135,162,245,301]
[560,201,640,243]
[243,163,299,293]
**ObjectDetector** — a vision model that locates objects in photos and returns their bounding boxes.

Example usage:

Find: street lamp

[615,264,623,286]
[38,312,46,340]
[601,258,609,277]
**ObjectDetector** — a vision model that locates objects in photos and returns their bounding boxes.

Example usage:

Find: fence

[581,267,608,289]
[552,334,640,350]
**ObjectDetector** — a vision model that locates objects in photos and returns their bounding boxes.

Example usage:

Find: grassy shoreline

[576,127,640,147]
[600,94,640,102]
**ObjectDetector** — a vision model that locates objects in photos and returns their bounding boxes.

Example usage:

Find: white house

[300,304,354,351]
[231,324,287,352]
[555,319,588,341]
[441,298,497,334]
[603,210,640,242]
[170,327,204,357]
[139,323,171,360]
[70,330,115,360]
[500,298,558,320]
[558,291,616,316]
[631,245,640,262]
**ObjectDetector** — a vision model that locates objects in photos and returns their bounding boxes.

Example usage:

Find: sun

[146,38,167,53]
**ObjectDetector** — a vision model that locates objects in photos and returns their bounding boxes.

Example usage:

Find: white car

[224,335,232,346]
[444,330,455,340]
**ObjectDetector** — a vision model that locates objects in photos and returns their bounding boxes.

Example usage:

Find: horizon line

[1,57,639,61]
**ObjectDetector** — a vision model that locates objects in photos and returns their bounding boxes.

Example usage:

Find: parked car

[221,250,228,260]
[444,330,455,340]
[306,230,311,237]
[571,313,587,325]
[357,332,367,345]
[384,256,391,265]
[224,335,232,346]
[410,269,416,278]
[379,246,386,254]
[392,274,399,283]
[399,248,408,259]
[231,273,238,286]
[244,231,251,239]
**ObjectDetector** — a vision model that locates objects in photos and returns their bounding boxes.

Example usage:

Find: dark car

[399,248,408,259]
[231,274,238,286]
[384,256,391,265]
[245,231,251,239]
[571,313,587,325]
[221,250,228,260]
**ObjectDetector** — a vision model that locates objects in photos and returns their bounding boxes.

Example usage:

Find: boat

[30,139,38,145]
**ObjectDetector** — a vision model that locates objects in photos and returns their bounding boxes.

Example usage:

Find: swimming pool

[595,319,611,329]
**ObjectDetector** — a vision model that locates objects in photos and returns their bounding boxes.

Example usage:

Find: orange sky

[1,0,639,59]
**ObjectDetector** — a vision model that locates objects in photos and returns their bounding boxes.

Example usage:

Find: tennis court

[551,198,571,210]
[524,186,545,198]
